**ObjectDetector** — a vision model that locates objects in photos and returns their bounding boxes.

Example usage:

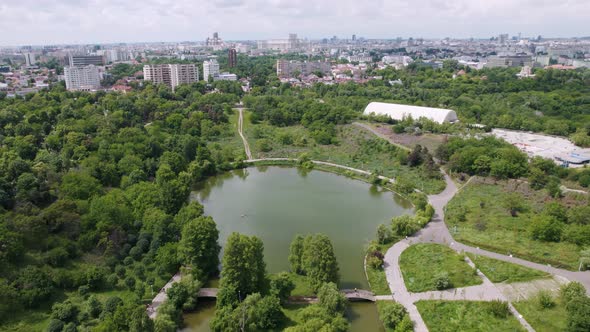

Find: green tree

[288,234,305,274]
[217,233,267,307]
[177,216,220,279]
[380,302,409,330]
[270,272,295,302]
[301,234,339,291]
[317,282,347,314]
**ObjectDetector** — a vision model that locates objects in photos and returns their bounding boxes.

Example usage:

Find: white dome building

[363,102,458,124]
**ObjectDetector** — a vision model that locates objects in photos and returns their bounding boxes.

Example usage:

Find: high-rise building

[143,64,199,90]
[228,49,237,68]
[66,54,105,67]
[203,59,220,81]
[23,53,36,67]
[352,34,356,41]
[64,65,101,91]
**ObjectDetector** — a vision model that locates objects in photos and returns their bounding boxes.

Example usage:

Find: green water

[182,166,412,331]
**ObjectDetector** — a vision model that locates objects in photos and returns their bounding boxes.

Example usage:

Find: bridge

[197,288,219,298]
[196,288,375,302]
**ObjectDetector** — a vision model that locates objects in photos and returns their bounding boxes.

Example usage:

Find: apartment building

[203,59,220,81]
[143,64,199,90]
[276,59,331,78]
[64,65,101,91]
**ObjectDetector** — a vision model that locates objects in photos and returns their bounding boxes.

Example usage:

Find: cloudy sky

[0,0,588,45]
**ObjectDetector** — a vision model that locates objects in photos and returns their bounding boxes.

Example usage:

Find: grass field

[513,295,567,332]
[446,178,585,270]
[399,244,482,292]
[416,300,526,332]
[466,253,550,283]
[242,112,446,194]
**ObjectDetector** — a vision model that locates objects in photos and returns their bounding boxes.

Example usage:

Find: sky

[0,0,589,45]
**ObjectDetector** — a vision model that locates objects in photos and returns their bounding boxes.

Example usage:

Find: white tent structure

[363,102,458,124]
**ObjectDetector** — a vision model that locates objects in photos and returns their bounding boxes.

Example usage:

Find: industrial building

[363,102,458,124]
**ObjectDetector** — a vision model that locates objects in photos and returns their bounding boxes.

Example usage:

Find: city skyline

[1,0,589,46]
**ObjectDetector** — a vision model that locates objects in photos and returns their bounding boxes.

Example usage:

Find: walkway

[147,272,181,319]
[236,108,252,160]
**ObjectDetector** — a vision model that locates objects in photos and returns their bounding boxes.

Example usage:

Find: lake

[182,166,413,331]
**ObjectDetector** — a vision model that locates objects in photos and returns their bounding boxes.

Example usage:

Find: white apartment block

[203,59,220,81]
[24,53,37,67]
[143,64,199,90]
[64,65,101,91]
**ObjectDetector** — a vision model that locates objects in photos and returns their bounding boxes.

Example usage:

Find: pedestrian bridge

[197,288,375,302]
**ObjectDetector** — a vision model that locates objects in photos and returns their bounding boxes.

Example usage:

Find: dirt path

[236,108,252,160]
[146,272,181,319]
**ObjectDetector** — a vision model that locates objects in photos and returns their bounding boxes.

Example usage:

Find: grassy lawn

[513,295,567,332]
[367,242,396,295]
[399,243,482,292]
[243,115,446,194]
[446,178,585,270]
[416,300,526,332]
[466,253,550,283]
[279,303,309,330]
[285,273,315,296]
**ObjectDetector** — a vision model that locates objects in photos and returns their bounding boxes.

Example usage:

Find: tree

[59,171,102,200]
[380,302,408,330]
[211,293,284,332]
[530,215,563,242]
[288,235,305,274]
[13,266,54,308]
[284,305,348,332]
[301,234,340,291]
[391,215,419,236]
[377,223,393,244]
[51,300,79,322]
[270,272,295,302]
[560,282,587,304]
[317,282,347,314]
[86,295,102,318]
[566,295,590,331]
[217,233,267,307]
[177,216,220,279]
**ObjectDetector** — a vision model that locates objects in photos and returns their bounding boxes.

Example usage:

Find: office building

[66,54,105,67]
[214,72,237,81]
[64,65,101,91]
[276,59,331,78]
[203,59,220,81]
[257,33,302,51]
[24,53,37,67]
[486,55,532,68]
[228,49,237,68]
[143,64,199,90]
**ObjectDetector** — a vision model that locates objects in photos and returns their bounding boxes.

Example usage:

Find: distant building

[214,72,238,81]
[66,54,105,67]
[486,55,532,68]
[276,59,331,78]
[363,102,458,124]
[23,53,37,67]
[64,65,101,91]
[258,33,302,51]
[206,32,223,48]
[228,49,237,68]
[516,66,535,79]
[143,64,199,90]
[203,59,220,81]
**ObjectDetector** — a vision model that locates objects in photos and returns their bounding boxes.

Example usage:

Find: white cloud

[0,0,588,45]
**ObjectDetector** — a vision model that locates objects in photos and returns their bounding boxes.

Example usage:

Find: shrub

[434,272,452,290]
[78,285,90,297]
[537,290,556,309]
[560,282,587,304]
[488,300,510,318]
[368,255,383,270]
[47,319,65,332]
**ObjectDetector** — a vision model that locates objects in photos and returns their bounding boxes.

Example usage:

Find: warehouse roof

[363,102,459,124]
